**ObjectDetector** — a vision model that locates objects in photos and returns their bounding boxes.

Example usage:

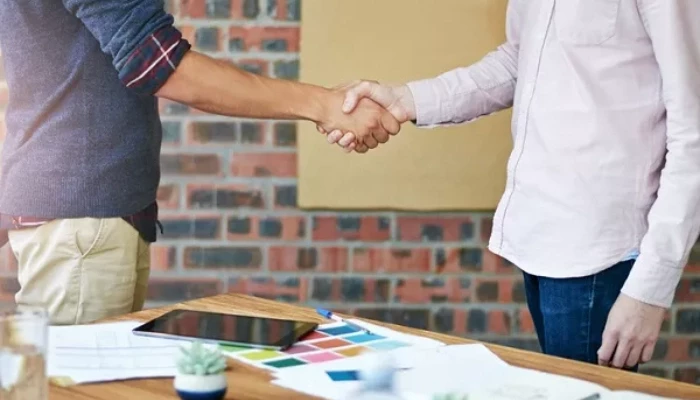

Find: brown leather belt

[2,202,161,244]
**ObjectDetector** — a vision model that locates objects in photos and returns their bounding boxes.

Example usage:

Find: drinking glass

[0,306,48,400]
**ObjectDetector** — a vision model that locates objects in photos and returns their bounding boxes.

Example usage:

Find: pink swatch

[284,344,318,355]
[300,351,344,363]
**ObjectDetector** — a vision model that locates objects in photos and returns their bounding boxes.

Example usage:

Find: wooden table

[50,294,700,400]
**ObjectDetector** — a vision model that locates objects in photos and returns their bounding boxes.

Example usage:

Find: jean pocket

[555,0,620,45]
[72,218,106,258]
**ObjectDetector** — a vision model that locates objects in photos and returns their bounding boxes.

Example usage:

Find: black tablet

[132,309,318,350]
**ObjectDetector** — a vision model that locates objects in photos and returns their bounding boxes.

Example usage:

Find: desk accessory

[173,341,227,400]
[316,308,372,334]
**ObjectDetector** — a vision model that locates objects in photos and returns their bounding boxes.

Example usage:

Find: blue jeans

[522,260,637,370]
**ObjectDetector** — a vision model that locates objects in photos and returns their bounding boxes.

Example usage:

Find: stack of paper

[48,321,183,385]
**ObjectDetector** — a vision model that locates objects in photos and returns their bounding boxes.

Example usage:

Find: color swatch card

[219,319,444,372]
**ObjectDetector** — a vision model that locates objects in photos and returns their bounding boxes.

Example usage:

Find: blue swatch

[345,332,385,344]
[318,324,359,336]
[327,370,360,382]
[367,340,410,351]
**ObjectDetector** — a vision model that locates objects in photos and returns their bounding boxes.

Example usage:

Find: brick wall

[1,0,699,384]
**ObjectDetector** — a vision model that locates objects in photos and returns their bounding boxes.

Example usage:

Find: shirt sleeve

[621,0,700,308]
[405,0,522,128]
[61,0,191,95]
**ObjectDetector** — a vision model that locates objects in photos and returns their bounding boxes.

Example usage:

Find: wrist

[394,84,416,122]
[296,85,334,123]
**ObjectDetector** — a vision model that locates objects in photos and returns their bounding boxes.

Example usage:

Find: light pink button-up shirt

[406,0,700,307]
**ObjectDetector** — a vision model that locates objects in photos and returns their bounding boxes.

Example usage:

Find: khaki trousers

[8,218,150,325]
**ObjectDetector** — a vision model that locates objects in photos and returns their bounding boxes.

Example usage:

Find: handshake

[314,81,416,153]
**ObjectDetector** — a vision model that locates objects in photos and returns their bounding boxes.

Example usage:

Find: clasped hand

[316,81,416,153]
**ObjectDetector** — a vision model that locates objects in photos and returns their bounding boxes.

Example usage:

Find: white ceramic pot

[173,373,227,400]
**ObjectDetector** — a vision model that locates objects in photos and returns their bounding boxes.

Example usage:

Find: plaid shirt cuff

[119,25,191,95]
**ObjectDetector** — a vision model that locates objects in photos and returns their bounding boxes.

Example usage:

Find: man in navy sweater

[0,0,398,324]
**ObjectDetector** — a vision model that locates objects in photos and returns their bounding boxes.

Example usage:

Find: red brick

[394,278,470,304]
[161,154,221,176]
[480,217,493,243]
[157,183,180,210]
[187,121,237,144]
[312,216,390,242]
[397,216,474,242]
[183,246,263,270]
[675,278,700,303]
[269,247,348,272]
[228,276,309,302]
[482,250,515,274]
[487,310,512,335]
[178,0,206,18]
[516,307,535,334]
[159,215,222,240]
[352,248,431,273]
[664,339,691,362]
[147,277,222,302]
[231,152,296,177]
[230,0,245,19]
[433,308,468,336]
[674,367,700,384]
[435,247,484,273]
[267,0,297,20]
[473,278,517,303]
[228,27,300,52]
[187,183,266,209]
[150,246,176,271]
[226,215,305,241]
[310,278,390,303]
[178,25,196,44]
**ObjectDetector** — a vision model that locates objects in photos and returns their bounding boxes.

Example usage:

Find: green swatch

[263,357,307,368]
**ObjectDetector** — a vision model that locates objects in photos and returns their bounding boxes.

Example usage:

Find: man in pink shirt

[321,0,700,370]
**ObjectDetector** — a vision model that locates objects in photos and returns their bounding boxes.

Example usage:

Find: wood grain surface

[49,294,700,400]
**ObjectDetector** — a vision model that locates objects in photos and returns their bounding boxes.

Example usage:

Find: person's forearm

[156,51,329,122]
[620,0,700,308]
[406,42,517,127]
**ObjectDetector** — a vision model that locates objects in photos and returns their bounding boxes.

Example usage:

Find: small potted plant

[173,341,228,400]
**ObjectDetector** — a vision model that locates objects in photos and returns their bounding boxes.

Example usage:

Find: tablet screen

[133,309,318,349]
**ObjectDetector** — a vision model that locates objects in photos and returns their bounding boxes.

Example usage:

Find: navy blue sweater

[0,0,190,219]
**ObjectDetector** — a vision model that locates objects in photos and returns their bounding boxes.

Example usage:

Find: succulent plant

[176,341,227,376]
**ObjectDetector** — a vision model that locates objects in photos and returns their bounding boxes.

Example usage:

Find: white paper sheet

[272,344,507,400]
[48,321,185,384]
[346,319,445,349]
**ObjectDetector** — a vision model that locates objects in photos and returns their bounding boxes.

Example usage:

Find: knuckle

[620,334,635,342]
